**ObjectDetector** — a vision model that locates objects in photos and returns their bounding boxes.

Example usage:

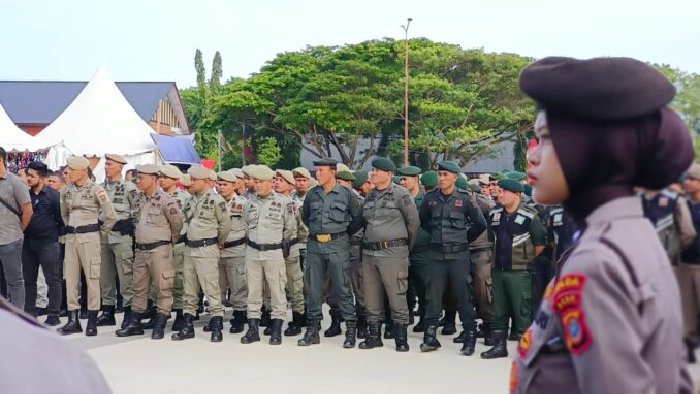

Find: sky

[2,0,699,88]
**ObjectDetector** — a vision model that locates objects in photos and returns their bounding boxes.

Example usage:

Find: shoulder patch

[551,274,592,356]
[516,208,535,219]
[490,207,504,216]
[661,189,678,200]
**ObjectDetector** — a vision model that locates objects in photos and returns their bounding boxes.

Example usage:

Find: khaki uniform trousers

[183,252,223,317]
[361,254,410,324]
[219,256,247,311]
[470,249,494,323]
[285,255,305,314]
[65,232,101,311]
[677,262,700,341]
[246,255,287,320]
[99,242,134,307]
[132,244,175,315]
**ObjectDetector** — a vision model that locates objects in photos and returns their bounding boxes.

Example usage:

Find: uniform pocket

[396,270,409,295]
[160,269,175,289]
[449,210,467,229]
[120,250,134,275]
[329,202,348,222]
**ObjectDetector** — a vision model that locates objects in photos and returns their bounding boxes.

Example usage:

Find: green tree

[257,136,282,167]
[210,51,223,93]
[195,49,206,95]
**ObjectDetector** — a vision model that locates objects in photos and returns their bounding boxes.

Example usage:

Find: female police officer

[512,57,693,393]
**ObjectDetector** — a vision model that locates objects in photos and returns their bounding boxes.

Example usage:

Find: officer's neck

[258,191,272,199]
[106,175,122,183]
[164,185,178,194]
[504,200,520,214]
[322,179,337,194]
[144,185,158,197]
[196,187,212,196]
[439,185,456,196]
[74,177,89,187]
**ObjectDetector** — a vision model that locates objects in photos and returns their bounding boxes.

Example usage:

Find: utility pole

[401,18,412,166]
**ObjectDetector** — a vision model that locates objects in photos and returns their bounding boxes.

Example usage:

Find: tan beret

[104,153,127,165]
[217,170,237,183]
[276,169,295,185]
[687,163,700,180]
[160,164,183,180]
[248,165,275,181]
[292,167,312,180]
[242,165,253,176]
[136,164,160,175]
[309,178,318,188]
[478,173,490,186]
[230,168,245,180]
[188,166,217,181]
[66,156,90,170]
[336,163,350,173]
[180,174,192,187]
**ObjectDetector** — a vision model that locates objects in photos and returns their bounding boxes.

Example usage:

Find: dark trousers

[0,239,25,309]
[305,250,355,322]
[531,255,554,312]
[59,243,67,312]
[22,240,62,316]
[409,253,429,321]
[425,256,476,329]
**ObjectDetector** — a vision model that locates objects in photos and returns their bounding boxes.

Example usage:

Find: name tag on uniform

[514,215,526,225]
[659,197,668,207]
[455,200,463,208]
[553,213,563,225]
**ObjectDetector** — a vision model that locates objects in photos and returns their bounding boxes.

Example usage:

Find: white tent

[0,101,45,152]
[34,66,159,176]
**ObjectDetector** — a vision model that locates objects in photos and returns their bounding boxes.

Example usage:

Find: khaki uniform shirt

[100,179,138,244]
[134,188,183,245]
[60,181,117,237]
[169,188,190,237]
[512,196,692,393]
[221,194,247,258]
[183,189,231,258]
[362,183,419,258]
[243,192,296,260]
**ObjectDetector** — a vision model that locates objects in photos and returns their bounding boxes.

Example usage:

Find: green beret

[523,184,533,197]
[489,173,502,181]
[313,158,338,168]
[372,157,395,172]
[505,171,527,182]
[396,166,421,177]
[336,170,356,181]
[468,183,481,193]
[352,170,369,190]
[437,161,460,174]
[455,177,468,190]
[421,171,437,187]
[392,176,401,185]
[498,179,524,193]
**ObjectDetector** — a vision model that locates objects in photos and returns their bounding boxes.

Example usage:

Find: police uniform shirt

[221,194,247,258]
[302,184,363,254]
[243,191,296,260]
[101,179,138,244]
[183,190,231,257]
[169,189,191,237]
[134,188,183,245]
[362,183,419,257]
[61,180,117,233]
[489,203,546,270]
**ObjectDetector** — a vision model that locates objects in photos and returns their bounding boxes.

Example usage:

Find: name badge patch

[514,215,526,225]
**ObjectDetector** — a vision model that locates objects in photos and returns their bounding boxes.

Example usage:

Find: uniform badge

[553,213,563,225]
[509,360,518,394]
[455,200,463,208]
[552,274,586,297]
[561,308,592,355]
[492,213,501,221]
[514,215,526,225]
[517,328,533,358]
[659,197,669,207]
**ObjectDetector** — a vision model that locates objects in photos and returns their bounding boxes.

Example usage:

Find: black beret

[313,158,338,168]
[437,161,460,174]
[396,166,421,176]
[520,57,675,121]
[498,179,524,193]
[372,157,395,172]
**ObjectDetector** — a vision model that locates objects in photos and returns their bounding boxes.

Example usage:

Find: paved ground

[58,309,700,394]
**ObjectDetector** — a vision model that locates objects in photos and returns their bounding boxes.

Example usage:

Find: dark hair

[49,170,64,183]
[0,147,6,165]
[27,161,48,178]
[126,169,138,177]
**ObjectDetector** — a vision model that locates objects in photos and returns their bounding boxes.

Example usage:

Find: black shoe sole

[419,343,440,352]
[116,330,145,338]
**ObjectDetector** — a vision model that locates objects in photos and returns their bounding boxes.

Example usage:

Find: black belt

[470,247,492,254]
[350,240,362,246]
[186,237,218,248]
[64,223,100,234]
[431,243,469,253]
[176,235,187,244]
[135,240,171,251]
[247,239,282,251]
[223,237,247,249]
[363,239,408,251]
[310,232,345,243]
[493,266,528,272]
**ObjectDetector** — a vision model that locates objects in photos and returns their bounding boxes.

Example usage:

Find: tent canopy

[151,133,200,164]
[0,101,45,152]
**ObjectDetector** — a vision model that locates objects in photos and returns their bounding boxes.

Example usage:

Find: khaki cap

[231,168,245,180]
[188,166,217,181]
[687,163,700,180]
[336,163,350,173]
[66,156,90,170]
[136,164,160,175]
[248,165,275,181]
[217,170,237,183]
[180,174,192,187]
[292,167,312,180]
[160,164,183,180]
[276,169,295,185]
[104,153,127,165]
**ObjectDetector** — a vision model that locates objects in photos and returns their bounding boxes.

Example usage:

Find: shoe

[120,306,132,329]
[441,321,457,336]
[203,318,215,333]
[384,320,395,339]
[142,306,158,329]
[241,319,261,344]
[152,313,168,340]
[356,316,368,339]
[459,325,477,356]
[210,316,223,343]
[269,319,283,345]
[324,314,343,337]
[44,314,61,326]
[115,305,124,314]
[394,323,410,352]
[284,311,303,337]
[171,314,195,341]
[116,311,145,338]
[297,320,320,346]
[480,330,508,359]
[358,322,384,350]
[85,311,98,337]
[343,320,357,349]
[79,309,89,320]
[413,320,427,333]
[263,325,272,336]
[59,309,69,318]
[508,330,521,342]
[419,325,441,352]
[95,305,116,327]
[171,309,185,332]
[57,310,82,335]
[229,310,247,334]
[259,307,271,327]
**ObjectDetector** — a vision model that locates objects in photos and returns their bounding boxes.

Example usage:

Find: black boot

[481,329,508,359]
[383,320,395,339]
[210,316,223,343]
[454,330,466,343]
[95,305,116,326]
[324,314,343,337]
[482,323,495,346]
[152,313,168,340]
[263,324,272,336]
[57,310,82,335]
[141,306,158,329]
[460,325,477,356]
[85,311,98,337]
[419,325,441,352]
[259,306,271,327]
[284,311,303,337]
[358,322,384,349]
[343,320,357,349]
[44,314,61,326]
[203,318,214,332]
[440,310,456,336]
[241,319,260,344]
[171,309,185,332]
[395,323,409,352]
[116,310,144,337]
[270,319,283,345]
[171,313,195,341]
[356,316,368,339]
[120,306,132,329]
[297,320,320,346]
[298,311,308,327]
[229,310,246,334]
[412,319,427,333]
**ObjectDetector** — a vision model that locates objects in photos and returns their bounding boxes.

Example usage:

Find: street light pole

[401,18,412,166]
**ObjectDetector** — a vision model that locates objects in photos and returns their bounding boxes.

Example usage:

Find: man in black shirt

[23,162,63,325]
